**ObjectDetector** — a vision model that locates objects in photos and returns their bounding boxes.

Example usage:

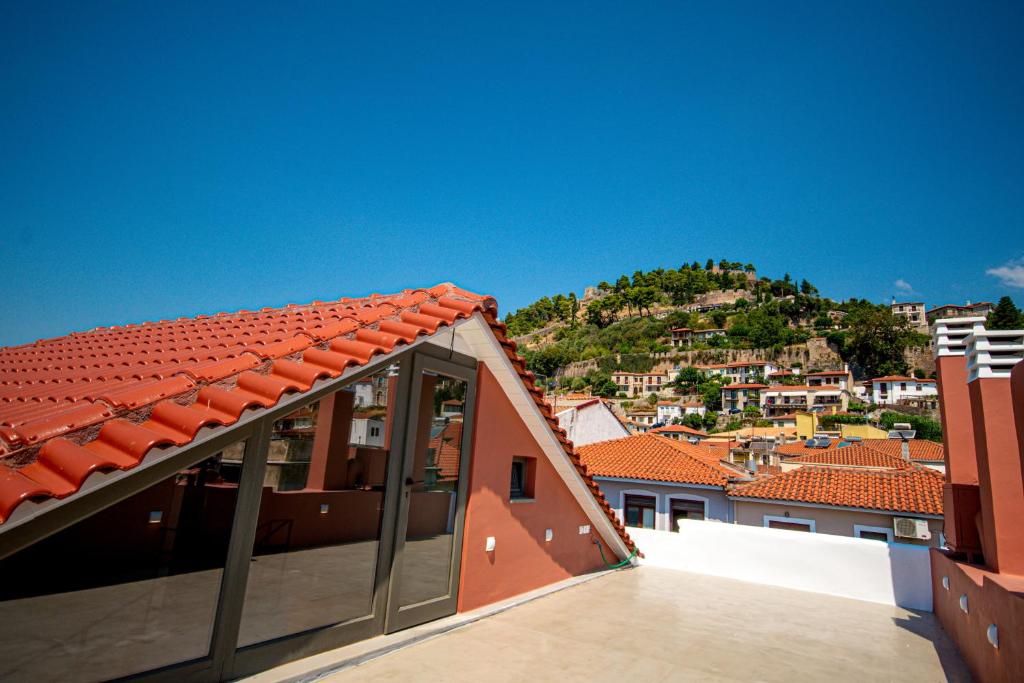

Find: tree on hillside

[843,307,913,377]
[988,296,1024,330]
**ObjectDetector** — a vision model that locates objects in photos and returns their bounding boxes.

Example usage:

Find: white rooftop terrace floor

[259,566,973,683]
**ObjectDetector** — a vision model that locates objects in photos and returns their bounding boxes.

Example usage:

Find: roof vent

[933,317,986,358]
[965,326,1024,382]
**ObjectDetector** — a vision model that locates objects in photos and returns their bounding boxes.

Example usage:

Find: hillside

[504,259,932,384]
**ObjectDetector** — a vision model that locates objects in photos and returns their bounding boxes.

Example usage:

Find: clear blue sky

[2,1,1023,346]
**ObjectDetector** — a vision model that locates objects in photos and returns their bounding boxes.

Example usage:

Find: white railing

[629,521,933,611]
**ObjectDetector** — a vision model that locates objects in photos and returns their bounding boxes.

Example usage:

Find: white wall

[628,521,933,611]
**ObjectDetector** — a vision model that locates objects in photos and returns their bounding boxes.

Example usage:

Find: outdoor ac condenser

[893,517,931,540]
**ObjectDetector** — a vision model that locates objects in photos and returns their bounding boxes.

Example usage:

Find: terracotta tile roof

[0,284,636,552]
[805,371,848,377]
[650,424,709,437]
[783,445,915,469]
[763,385,820,392]
[729,464,943,515]
[776,440,841,457]
[777,437,944,463]
[578,433,736,487]
[869,376,936,383]
[722,383,768,390]
[859,438,945,462]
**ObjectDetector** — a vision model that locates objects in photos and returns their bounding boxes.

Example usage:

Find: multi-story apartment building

[805,370,852,391]
[611,371,667,397]
[890,300,928,332]
[760,385,846,416]
[721,383,767,412]
[868,376,938,405]
[925,301,992,326]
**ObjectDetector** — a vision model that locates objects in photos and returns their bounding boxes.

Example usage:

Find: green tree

[988,296,1024,330]
[843,306,913,377]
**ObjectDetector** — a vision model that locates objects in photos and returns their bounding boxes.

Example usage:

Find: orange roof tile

[784,445,915,469]
[650,424,709,437]
[0,284,636,551]
[722,383,768,389]
[859,438,945,462]
[729,465,943,515]
[578,433,736,487]
[777,437,944,464]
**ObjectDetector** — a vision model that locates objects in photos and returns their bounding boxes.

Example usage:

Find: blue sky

[2,1,1023,346]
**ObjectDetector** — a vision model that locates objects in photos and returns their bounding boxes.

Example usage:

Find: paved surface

[321,566,972,683]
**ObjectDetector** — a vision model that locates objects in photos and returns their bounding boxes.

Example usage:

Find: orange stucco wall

[456,364,613,612]
[931,550,1024,683]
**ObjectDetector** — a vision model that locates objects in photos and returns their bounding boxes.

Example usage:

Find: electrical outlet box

[578,524,590,535]
[545,528,554,542]
[485,536,496,552]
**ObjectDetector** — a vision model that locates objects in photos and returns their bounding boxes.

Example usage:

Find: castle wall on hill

[558,337,842,378]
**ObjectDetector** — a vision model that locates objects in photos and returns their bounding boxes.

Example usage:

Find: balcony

[249,523,972,683]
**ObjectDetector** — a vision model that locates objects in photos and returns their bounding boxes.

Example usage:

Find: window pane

[642,507,656,529]
[238,366,398,647]
[768,520,811,532]
[395,372,468,608]
[859,530,890,542]
[0,440,247,682]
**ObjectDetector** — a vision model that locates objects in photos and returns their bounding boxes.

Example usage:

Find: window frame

[763,514,816,532]
[622,492,657,530]
[854,524,894,543]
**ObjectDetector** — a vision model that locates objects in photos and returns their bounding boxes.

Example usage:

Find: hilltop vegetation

[505,259,931,383]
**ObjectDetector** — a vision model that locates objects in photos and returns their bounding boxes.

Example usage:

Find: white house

[556,399,630,447]
[805,370,852,391]
[868,376,938,405]
[349,416,386,446]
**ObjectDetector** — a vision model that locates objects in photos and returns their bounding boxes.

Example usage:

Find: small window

[510,456,535,500]
[624,494,656,529]
[670,499,705,531]
[767,520,811,532]
[855,525,894,542]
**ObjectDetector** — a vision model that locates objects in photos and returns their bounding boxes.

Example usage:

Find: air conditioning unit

[893,517,932,540]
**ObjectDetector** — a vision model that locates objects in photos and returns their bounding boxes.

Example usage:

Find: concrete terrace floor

[319,566,972,683]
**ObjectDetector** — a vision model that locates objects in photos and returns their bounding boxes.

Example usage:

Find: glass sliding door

[234,365,403,654]
[385,354,476,633]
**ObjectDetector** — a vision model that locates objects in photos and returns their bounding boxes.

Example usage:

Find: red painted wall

[456,365,614,612]
[931,550,1024,683]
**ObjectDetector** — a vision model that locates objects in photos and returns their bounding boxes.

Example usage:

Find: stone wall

[558,337,843,378]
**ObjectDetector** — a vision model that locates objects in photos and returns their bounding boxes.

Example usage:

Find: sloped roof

[578,433,737,487]
[783,445,915,469]
[858,438,945,462]
[777,437,944,463]
[729,465,943,515]
[650,424,709,437]
[776,440,841,457]
[722,383,768,390]
[0,284,636,552]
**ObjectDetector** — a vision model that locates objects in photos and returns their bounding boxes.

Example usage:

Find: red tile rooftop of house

[869,375,936,383]
[776,437,943,463]
[783,444,916,469]
[649,424,709,437]
[577,433,739,487]
[0,283,635,551]
[721,383,769,389]
[730,463,943,515]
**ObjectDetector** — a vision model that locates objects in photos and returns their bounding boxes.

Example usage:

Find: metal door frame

[383,352,477,633]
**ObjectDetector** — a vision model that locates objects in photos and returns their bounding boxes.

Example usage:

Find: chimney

[932,317,984,557]
[901,439,910,461]
[965,324,1024,574]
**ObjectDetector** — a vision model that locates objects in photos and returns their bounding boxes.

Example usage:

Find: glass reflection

[396,373,467,608]
[237,365,398,646]
[0,441,247,683]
